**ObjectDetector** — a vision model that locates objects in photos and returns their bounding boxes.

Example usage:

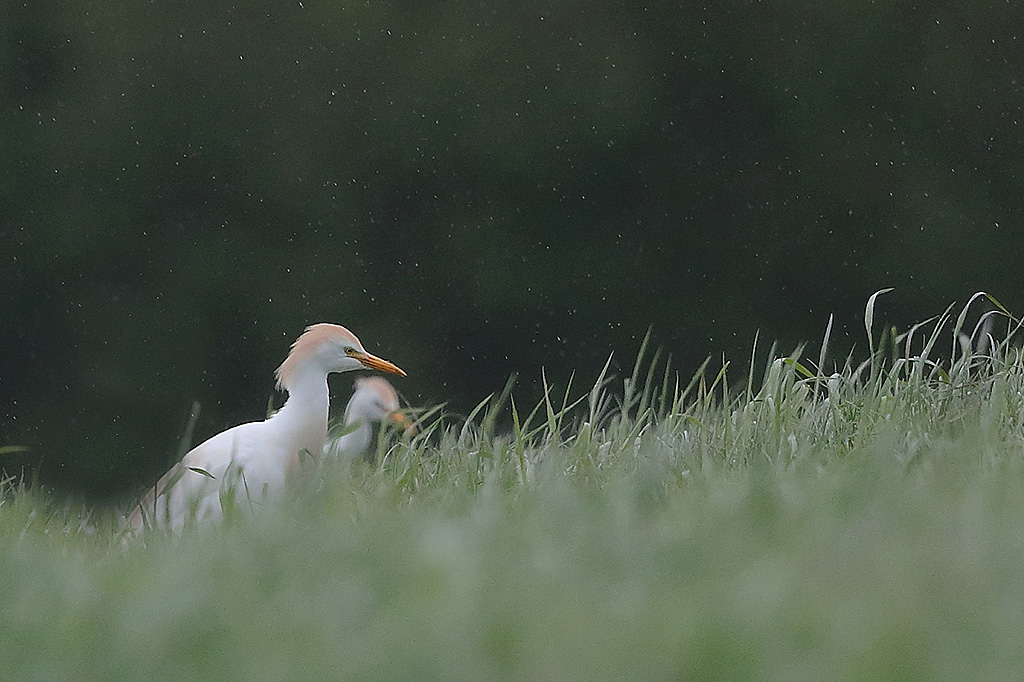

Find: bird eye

[344,346,357,355]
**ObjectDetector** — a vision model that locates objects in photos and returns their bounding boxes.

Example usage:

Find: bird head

[347,377,415,432]
[276,323,405,391]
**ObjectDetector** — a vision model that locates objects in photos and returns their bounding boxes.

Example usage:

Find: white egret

[324,377,414,462]
[124,323,405,535]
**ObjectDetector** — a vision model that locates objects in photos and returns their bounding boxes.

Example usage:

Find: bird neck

[343,398,370,427]
[273,367,331,464]
[337,417,373,460]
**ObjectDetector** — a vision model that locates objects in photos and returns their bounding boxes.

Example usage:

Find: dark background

[3,1,1022,500]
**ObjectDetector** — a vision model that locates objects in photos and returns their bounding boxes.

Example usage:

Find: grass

[5,291,1024,680]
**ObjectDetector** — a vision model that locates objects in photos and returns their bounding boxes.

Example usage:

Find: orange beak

[389,410,417,434]
[351,350,406,377]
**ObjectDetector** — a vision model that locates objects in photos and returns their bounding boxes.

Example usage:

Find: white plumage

[325,377,413,462]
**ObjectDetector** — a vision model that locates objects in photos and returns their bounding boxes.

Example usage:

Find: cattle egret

[124,323,405,535]
[324,377,414,462]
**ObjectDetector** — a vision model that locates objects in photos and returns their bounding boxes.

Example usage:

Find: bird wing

[123,426,247,535]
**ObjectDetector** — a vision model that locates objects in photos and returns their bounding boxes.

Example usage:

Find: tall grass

[4,292,1024,680]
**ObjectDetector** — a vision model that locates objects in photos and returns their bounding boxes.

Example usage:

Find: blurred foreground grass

[4,293,1024,680]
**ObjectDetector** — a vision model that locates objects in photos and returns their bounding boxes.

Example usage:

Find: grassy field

[5,292,1024,680]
